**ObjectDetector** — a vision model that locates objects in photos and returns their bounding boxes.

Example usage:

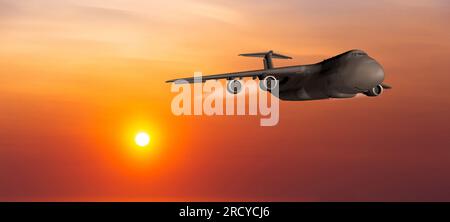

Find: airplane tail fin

[239,50,292,70]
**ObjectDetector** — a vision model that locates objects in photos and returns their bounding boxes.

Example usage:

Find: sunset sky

[1,0,450,201]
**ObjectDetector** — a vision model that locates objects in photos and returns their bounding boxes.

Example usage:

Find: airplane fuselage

[266,50,385,101]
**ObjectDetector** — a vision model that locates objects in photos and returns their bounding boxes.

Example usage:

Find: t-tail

[239,50,292,70]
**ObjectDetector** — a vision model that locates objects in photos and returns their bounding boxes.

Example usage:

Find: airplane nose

[351,58,384,91]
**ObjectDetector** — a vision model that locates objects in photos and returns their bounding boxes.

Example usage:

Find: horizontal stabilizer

[239,51,292,59]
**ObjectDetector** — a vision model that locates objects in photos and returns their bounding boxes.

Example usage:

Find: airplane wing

[166,50,301,84]
[381,83,392,89]
[166,68,304,84]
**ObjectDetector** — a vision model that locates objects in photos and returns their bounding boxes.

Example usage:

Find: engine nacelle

[226,79,243,94]
[259,75,278,92]
[364,84,383,97]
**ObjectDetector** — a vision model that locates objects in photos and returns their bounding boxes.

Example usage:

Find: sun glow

[135,132,150,147]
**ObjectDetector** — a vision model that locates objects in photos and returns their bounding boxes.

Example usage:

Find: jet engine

[227,79,243,94]
[259,75,278,92]
[364,84,383,97]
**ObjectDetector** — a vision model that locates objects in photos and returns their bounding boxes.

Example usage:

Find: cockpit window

[352,52,367,56]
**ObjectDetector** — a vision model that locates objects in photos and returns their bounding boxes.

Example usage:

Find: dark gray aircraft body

[166,50,391,100]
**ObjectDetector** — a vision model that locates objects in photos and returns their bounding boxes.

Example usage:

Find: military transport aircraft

[166,50,391,101]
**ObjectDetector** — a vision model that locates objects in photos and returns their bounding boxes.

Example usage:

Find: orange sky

[1,0,450,201]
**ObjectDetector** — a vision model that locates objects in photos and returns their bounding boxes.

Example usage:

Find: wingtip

[381,83,392,89]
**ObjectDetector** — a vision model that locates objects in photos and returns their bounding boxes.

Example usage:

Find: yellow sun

[135,132,150,147]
